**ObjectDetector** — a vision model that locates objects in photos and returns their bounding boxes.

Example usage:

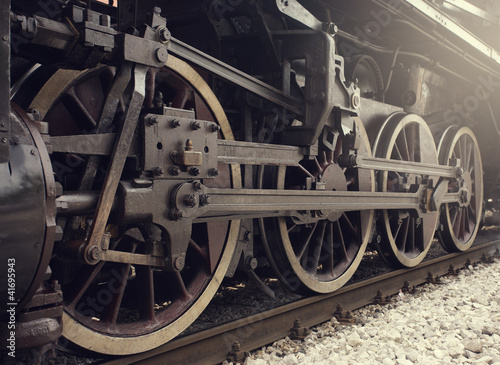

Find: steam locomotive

[1,0,498,356]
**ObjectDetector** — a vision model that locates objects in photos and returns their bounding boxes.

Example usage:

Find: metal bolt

[173,210,186,220]
[155,47,168,63]
[170,166,180,176]
[208,168,219,177]
[0,122,6,128]
[86,246,102,264]
[184,194,198,208]
[245,256,258,270]
[191,121,201,130]
[199,194,211,206]
[1,137,7,143]
[323,22,338,36]
[193,181,203,191]
[173,256,185,271]
[2,35,8,41]
[30,149,36,155]
[156,26,171,44]
[351,94,361,108]
[146,116,158,126]
[153,167,164,176]
[170,119,181,128]
[232,342,241,352]
[209,123,220,133]
[190,167,200,176]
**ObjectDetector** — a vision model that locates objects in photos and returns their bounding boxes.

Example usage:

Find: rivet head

[190,167,200,176]
[2,137,8,143]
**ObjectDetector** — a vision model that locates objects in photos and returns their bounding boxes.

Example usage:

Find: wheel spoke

[341,213,358,238]
[307,221,327,274]
[399,217,410,252]
[402,126,411,161]
[135,265,155,321]
[101,263,132,326]
[326,223,335,273]
[335,220,348,260]
[296,222,318,260]
[173,271,191,301]
[65,262,106,310]
[407,217,415,253]
[63,88,98,128]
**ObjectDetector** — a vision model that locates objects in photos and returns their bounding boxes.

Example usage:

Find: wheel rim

[374,114,439,268]
[438,126,483,252]
[30,56,241,354]
[260,118,374,294]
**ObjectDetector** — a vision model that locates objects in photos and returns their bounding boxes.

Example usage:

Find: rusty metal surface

[103,240,500,365]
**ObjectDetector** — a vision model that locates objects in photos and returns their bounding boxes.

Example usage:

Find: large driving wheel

[29,56,241,354]
[373,113,439,268]
[437,126,483,252]
[259,118,374,294]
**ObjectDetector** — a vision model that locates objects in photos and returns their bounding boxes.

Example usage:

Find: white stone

[434,349,446,360]
[465,340,484,353]
[346,332,362,347]
[447,338,465,357]
[282,354,298,365]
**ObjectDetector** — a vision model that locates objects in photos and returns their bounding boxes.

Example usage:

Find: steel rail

[101,239,500,365]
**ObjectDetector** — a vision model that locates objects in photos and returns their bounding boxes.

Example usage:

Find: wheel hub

[319,163,347,222]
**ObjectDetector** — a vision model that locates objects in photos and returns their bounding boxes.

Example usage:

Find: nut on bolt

[191,121,201,130]
[184,194,198,208]
[146,115,158,126]
[153,167,164,176]
[208,168,219,177]
[171,209,186,220]
[190,167,201,176]
[199,194,211,206]
[193,181,203,191]
[173,256,185,271]
[86,246,102,265]
[170,166,180,176]
[209,123,220,133]
[170,119,181,128]
[156,25,171,44]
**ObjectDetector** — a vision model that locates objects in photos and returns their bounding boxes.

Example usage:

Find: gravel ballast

[242,259,500,365]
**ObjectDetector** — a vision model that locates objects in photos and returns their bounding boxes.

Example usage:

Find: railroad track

[100,238,500,365]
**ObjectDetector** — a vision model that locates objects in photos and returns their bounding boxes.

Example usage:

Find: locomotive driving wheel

[29,56,241,355]
[437,126,483,252]
[373,113,439,268]
[260,118,374,294]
